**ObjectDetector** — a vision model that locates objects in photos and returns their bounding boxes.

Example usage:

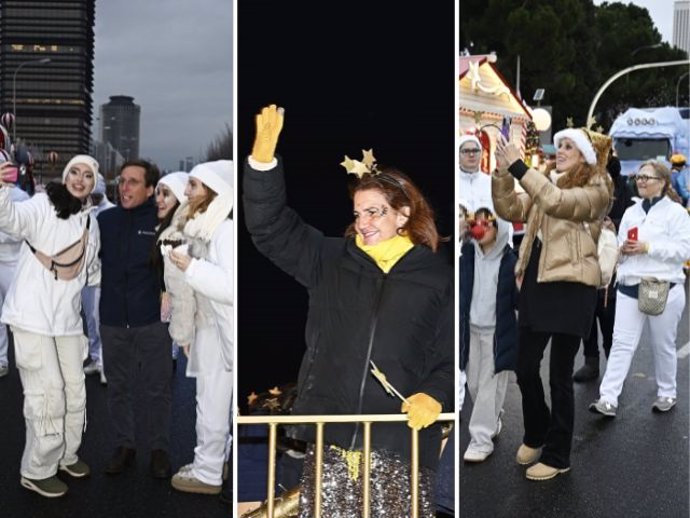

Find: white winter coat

[0,187,100,336]
[184,218,233,375]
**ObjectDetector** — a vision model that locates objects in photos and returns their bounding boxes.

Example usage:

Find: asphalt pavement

[459,276,690,518]
[0,347,231,518]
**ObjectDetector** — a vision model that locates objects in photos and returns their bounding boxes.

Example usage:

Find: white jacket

[457,168,494,213]
[184,218,233,373]
[617,196,690,285]
[0,188,101,336]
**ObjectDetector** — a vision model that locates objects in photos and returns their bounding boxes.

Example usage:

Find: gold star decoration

[247,391,258,406]
[596,125,605,134]
[361,149,376,169]
[340,155,355,172]
[263,398,281,411]
[586,116,597,130]
[566,117,574,128]
[268,386,282,396]
[351,160,369,177]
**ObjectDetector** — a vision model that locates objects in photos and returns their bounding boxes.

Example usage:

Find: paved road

[459,277,690,518]
[0,349,230,518]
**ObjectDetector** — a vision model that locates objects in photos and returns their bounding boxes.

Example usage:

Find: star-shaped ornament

[350,160,370,178]
[586,116,597,130]
[566,117,574,128]
[247,391,258,406]
[361,149,376,169]
[340,155,355,172]
[268,386,282,396]
[263,398,281,411]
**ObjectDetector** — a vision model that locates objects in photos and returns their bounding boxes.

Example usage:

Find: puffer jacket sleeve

[416,280,455,410]
[184,219,233,305]
[86,212,101,286]
[492,169,532,223]
[243,157,324,288]
[0,186,46,240]
[518,168,610,222]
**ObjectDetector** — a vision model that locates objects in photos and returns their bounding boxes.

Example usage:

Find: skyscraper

[100,95,140,161]
[674,1,690,55]
[0,0,96,177]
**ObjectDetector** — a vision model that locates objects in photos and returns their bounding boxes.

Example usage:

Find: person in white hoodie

[459,208,518,462]
[0,184,29,378]
[0,155,100,498]
[590,160,690,417]
[81,173,114,384]
[166,160,233,495]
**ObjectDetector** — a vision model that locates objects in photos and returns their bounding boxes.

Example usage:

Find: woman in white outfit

[0,155,100,498]
[167,160,233,495]
[590,160,690,417]
[153,172,190,368]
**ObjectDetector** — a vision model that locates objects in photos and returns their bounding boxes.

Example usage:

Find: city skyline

[92,0,232,171]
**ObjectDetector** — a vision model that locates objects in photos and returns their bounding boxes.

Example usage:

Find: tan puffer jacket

[492,167,611,287]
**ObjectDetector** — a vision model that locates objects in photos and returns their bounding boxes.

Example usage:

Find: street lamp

[676,71,689,107]
[12,57,51,143]
[586,60,690,126]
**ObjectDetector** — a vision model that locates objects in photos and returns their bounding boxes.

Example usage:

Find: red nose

[470,224,486,240]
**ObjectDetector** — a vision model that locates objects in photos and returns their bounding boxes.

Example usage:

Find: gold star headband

[340,148,379,178]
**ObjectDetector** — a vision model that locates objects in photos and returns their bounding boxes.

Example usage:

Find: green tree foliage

[460,0,688,132]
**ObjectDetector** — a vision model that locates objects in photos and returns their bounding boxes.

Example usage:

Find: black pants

[581,288,616,360]
[101,322,172,451]
[516,328,580,469]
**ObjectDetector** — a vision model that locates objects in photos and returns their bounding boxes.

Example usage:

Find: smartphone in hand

[501,116,512,139]
[627,226,638,241]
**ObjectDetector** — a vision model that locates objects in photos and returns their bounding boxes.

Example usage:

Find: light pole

[12,57,51,143]
[586,60,690,126]
[676,71,689,107]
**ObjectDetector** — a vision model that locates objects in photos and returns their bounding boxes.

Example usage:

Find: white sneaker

[83,360,100,376]
[463,447,492,463]
[652,397,676,412]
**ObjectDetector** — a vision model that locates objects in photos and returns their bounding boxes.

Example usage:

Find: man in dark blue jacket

[98,159,172,479]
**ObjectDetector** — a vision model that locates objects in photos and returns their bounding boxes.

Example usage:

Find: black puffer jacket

[243,159,454,470]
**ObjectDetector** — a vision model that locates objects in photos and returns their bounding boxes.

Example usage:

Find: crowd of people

[459,126,690,482]
[0,154,234,502]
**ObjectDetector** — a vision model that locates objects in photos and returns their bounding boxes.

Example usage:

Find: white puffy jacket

[0,187,101,336]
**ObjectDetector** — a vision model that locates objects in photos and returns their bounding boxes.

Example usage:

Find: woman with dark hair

[243,104,453,517]
[493,128,612,481]
[0,155,101,497]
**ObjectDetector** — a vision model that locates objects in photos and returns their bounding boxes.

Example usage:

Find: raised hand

[251,104,284,163]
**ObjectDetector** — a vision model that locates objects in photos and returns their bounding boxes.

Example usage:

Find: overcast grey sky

[93,0,233,171]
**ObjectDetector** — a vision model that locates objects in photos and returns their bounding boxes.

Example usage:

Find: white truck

[609,106,690,176]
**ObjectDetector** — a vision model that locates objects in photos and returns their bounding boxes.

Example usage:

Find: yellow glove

[251,104,284,163]
[401,393,442,431]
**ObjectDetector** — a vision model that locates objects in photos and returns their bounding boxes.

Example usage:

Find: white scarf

[182,191,233,242]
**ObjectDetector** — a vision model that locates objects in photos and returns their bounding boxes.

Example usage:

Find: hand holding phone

[501,116,512,139]
[627,227,638,241]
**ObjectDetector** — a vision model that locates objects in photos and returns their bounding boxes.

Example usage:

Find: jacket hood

[474,216,511,261]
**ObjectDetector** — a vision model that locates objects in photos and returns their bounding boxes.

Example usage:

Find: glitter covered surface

[298,445,435,518]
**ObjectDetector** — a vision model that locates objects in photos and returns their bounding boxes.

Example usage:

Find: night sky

[237,2,456,413]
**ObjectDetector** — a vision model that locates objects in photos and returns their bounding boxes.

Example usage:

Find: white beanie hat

[189,160,234,197]
[62,154,100,194]
[94,173,107,195]
[158,171,189,204]
[553,128,597,165]
[459,134,482,150]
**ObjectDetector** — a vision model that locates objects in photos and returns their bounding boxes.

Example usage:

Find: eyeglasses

[460,148,481,155]
[633,174,662,183]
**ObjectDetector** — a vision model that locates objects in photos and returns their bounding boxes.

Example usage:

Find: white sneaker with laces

[589,398,617,417]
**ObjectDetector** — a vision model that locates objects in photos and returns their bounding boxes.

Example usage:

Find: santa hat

[189,160,233,197]
[553,128,611,167]
[62,154,100,193]
[158,171,189,204]
[459,134,481,150]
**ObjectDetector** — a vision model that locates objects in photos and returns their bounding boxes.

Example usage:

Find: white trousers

[599,286,686,406]
[81,285,103,367]
[13,327,88,479]
[466,327,509,453]
[0,261,17,367]
[189,326,233,486]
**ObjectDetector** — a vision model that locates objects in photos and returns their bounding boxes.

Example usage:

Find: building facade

[100,95,140,161]
[674,1,690,55]
[0,0,95,179]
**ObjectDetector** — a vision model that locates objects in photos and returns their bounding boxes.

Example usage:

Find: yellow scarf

[355,234,414,273]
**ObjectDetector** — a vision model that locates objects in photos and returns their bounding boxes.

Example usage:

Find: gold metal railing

[237,412,455,518]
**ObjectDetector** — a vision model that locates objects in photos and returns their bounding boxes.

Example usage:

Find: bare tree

[205,123,233,161]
